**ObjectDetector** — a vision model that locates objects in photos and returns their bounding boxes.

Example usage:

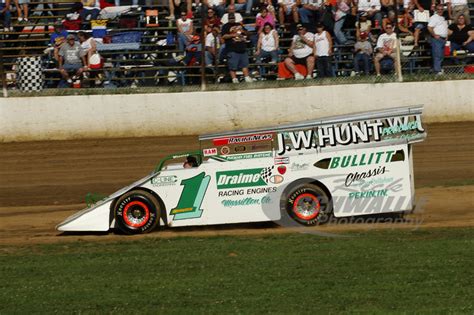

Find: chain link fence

[1,36,473,97]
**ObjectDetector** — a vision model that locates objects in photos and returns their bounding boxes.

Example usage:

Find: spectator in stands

[183,34,202,65]
[398,9,414,37]
[50,25,69,61]
[256,22,279,75]
[448,15,474,53]
[353,31,372,74]
[447,0,470,26]
[260,0,276,18]
[13,0,28,23]
[296,0,321,25]
[80,0,101,21]
[356,12,372,41]
[204,0,226,18]
[221,4,243,24]
[77,31,97,65]
[333,0,351,44]
[284,23,315,80]
[428,4,448,74]
[0,0,12,31]
[278,0,299,30]
[356,0,382,29]
[373,22,398,76]
[59,34,87,85]
[221,13,253,83]
[204,8,221,28]
[256,7,275,34]
[314,22,333,78]
[177,11,194,53]
[413,0,434,47]
[166,0,192,20]
[205,25,221,66]
[232,0,254,16]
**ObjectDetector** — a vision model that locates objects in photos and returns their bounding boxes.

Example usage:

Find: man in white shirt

[221,4,243,24]
[284,24,315,80]
[447,0,470,25]
[373,22,399,75]
[205,26,221,66]
[428,4,448,74]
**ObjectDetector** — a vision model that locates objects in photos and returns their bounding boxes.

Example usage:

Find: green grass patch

[0,228,473,314]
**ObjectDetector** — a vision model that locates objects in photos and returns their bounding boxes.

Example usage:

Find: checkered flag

[260,166,274,183]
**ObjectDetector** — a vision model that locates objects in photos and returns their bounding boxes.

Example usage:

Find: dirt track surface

[0,122,473,245]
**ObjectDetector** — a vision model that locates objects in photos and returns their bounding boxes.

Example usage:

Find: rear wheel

[114,190,160,234]
[286,184,332,225]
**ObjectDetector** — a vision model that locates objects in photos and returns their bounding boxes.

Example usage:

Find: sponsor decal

[217,187,277,197]
[269,175,284,184]
[277,115,424,155]
[344,166,386,187]
[218,152,272,161]
[290,163,309,171]
[170,172,211,220]
[203,148,218,156]
[274,157,289,165]
[381,121,419,136]
[221,196,272,207]
[151,175,178,187]
[216,168,267,189]
[277,165,287,175]
[216,166,283,189]
[213,133,273,146]
[220,146,230,155]
[234,146,246,152]
[314,150,397,169]
[348,189,388,199]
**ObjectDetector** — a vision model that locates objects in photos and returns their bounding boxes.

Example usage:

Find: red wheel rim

[123,201,150,228]
[292,193,320,220]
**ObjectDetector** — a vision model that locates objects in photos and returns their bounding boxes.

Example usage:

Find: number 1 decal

[170,172,211,220]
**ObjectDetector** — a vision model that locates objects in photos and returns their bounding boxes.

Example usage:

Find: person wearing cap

[58,34,87,86]
[355,12,372,41]
[284,24,315,80]
[50,25,69,62]
[353,31,373,75]
[428,4,448,74]
[222,13,253,83]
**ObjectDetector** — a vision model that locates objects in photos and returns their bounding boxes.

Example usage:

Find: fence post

[200,4,207,91]
[396,38,403,82]
[0,42,8,97]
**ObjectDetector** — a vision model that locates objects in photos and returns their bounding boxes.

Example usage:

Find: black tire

[285,184,332,226]
[114,190,160,234]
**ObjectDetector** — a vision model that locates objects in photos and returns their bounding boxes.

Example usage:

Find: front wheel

[114,190,160,234]
[285,184,332,225]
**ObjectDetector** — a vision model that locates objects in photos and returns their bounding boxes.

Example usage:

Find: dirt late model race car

[57,106,426,234]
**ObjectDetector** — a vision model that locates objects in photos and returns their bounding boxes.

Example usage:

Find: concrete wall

[0,80,472,142]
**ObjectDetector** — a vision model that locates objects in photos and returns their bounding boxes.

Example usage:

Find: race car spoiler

[199,105,424,140]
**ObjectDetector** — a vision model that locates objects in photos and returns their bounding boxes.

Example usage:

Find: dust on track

[0,122,473,246]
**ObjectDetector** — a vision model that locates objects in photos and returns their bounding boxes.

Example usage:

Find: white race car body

[57,106,426,232]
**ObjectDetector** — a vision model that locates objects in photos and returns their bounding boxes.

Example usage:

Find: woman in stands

[255,22,279,76]
[448,14,474,53]
[77,31,97,66]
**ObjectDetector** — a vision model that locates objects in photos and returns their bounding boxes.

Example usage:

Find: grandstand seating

[0,0,473,89]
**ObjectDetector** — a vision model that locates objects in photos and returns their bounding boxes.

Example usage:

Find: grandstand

[0,0,473,90]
